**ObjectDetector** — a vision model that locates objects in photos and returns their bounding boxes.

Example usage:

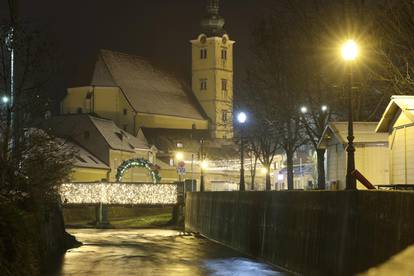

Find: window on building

[200,79,207,91]
[88,155,99,164]
[76,156,87,163]
[221,79,227,91]
[123,108,128,115]
[77,107,83,114]
[221,49,227,60]
[222,110,228,122]
[83,131,90,140]
[200,48,207,59]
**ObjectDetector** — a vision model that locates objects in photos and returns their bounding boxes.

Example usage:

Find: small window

[222,110,228,122]
[115,132,123,141]
[200,48,207,59]
[221,49,227,60]
[77,107,83,114]
[83,131,90,140]
[86,92,92,99]
[123,108,128,115]
[88,155,99,164]
[76,156,87,163]
[200,79,207,91]
[221,79,227,91]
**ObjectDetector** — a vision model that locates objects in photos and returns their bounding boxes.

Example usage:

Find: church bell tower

[191,0,235,139]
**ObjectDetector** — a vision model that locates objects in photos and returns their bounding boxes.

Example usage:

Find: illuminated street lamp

[237,111,247,191]
[300,106,308,114]
[201,160,209,170]
[321,105,328,112]
[341,39,358,190]
[200,138,205,191]
[2,95,9,104]
[175,151,184,161]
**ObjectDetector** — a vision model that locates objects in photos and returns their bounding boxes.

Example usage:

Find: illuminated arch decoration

[116,158,161,183]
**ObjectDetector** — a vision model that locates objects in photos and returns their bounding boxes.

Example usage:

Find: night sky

[0,0,274,104]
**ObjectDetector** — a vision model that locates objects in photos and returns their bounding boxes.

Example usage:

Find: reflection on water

[52,229,284,276]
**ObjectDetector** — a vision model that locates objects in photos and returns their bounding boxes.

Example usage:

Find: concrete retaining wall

[185,191,414,275]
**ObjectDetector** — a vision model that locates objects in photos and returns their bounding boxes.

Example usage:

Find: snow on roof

[65,140,109,170]
[376,95,414,132]
[91,49,206,120]
[318,122,388,149]
[88,116,149,152]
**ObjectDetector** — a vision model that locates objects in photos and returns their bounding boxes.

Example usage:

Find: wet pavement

[53,228,285,276]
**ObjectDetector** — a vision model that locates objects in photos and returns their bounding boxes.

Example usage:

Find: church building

[47,0,241,187]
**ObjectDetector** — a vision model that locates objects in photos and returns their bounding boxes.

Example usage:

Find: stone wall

[185,191,414,275]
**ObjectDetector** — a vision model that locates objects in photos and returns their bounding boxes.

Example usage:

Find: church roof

[91,49,206,121]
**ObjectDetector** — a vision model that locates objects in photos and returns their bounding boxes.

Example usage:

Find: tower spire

[201,0,225,37]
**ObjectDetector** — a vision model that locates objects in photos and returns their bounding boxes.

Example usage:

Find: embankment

[185,191,414,275]
[0,198,80,275]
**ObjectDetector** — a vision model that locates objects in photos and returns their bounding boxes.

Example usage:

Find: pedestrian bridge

[59,182,180,206]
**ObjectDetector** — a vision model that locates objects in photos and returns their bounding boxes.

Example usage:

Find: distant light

[300,106,308,114]
[176,142,183,148]
[261,167,268,174]
[1,96,9,104]
[201,160,209,169]
[237,112,247,124]
[175,152,184,160]
[321,105,328,112]
[341,40,358,61]
[277,174,284,181]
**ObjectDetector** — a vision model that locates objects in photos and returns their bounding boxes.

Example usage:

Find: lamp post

[237,112,247,191]
[341,40,358,190]
[200,137,205,191]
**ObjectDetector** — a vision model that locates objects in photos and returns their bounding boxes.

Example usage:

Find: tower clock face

[222,36,227,44]
[200,35,207,44]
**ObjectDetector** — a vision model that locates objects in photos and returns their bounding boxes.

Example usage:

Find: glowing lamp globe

[237,112,247,124]
[300,106,308,114]
[341,40,358,61]
[175,152,184,160]
[201,160,209,170]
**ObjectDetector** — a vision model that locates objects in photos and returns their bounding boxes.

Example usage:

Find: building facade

[376,96,414,185]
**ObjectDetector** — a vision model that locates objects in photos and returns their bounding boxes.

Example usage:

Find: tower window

[222,110,228,122]
[221,49,227,60]
[221,79,227,91]
[123,108,128,115]
[200,79,207,91]
[200,48,207,59]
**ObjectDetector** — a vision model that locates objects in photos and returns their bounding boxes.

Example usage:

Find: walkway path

[53,229,284,276]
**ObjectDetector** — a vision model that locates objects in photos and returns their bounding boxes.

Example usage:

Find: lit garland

[116,158,161,183]
[60,182,178,205]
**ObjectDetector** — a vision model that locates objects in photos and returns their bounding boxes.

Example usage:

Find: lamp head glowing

[237,112,247,124]
[201,160,209,169]
[261,167,268,174]
[341,40,358,61]
[321,105,328,112]
[175,152,184,160]
[1,96,9,104]
[300,106,308,114]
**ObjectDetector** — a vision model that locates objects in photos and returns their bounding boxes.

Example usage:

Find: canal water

[52,228,285,276]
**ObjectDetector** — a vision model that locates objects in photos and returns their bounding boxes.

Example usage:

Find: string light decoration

[60,182,178,205]
[116,158,161,183]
